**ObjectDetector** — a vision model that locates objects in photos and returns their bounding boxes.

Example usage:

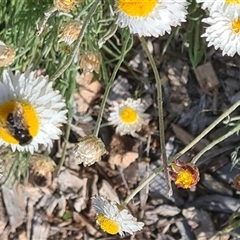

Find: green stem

[22,153,32,184]
[122,93,240,206]
[55,112,73,176]
[50,0,100,82]
[169,99,240,162]
[192,124,240,164]
[36,6,57,36]
[122,165,164,207]
[93,31,132,136]
[98,24,118,48]
[140,37,172,196]
[0,152,20,188]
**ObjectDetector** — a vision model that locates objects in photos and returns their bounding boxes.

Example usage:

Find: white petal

[0,70,67,152]
[115,0,188,37]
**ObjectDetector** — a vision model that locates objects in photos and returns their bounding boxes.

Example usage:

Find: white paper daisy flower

[115,0,189,37]
[0,69,67,153]
[196,0,240,16]
[202,11,240,56]
[108,98,149,135]
[92,196,144,236]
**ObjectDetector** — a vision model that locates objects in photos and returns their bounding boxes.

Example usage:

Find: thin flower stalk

[140,36,172,196]
[171,99,240,162]
[56,107,73,176]
[93,31,133,136]
[192,124,240,164]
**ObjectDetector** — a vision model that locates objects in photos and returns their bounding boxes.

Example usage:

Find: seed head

[74,135,107,166]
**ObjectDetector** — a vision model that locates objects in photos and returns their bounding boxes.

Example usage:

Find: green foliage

[223,116,240,170]
[0,0,118,106]
[184,0,206,68]
[231,146,240,171]
[0,0,52,70]
[62,211,72,221]
[215,209,240,238]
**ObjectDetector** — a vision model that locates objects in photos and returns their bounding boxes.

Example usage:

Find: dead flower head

[54,0,83,13]
[170,160,200,189]
[74,135,107,167]
[58,20,82,45]
[31,154,56,176]
[233,174,240,190]
[79,51,102,74]
[0,41,16,67]
[30,154,56,187]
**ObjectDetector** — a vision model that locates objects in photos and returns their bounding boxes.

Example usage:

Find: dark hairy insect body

[6,102,32,146]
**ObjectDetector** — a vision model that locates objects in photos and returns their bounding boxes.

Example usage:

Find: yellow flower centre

[232,18,240,34]
[120,107,138,123]
[117,0,158,17]
[0,101,39,144]
[226,0,240,4]
[65,0,74,4]
[97,214,120,235]
[175,170,194,189]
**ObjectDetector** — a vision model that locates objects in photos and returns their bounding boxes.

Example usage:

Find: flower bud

[58,20,82,45]
[79,51,102,74]
[0,41,16,67]
[54,0,83,13]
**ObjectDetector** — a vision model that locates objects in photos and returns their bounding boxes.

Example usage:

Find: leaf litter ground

[1,37,240,240]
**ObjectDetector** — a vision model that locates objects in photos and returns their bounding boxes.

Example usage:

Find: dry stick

[122,99,240,206]
[192,124,240,164]
[50,0,101,82]
[140,37,172,196]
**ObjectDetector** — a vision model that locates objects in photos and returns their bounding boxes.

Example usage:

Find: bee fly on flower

[0,70,67,153]
[4,102,32,146]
